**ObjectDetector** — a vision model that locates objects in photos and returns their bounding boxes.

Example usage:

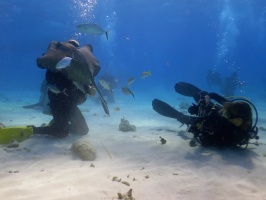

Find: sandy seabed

[0,92,266,200]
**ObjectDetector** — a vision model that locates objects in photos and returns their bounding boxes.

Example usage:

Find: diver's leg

[33,122,69,138]
[69,105,89,135]
[34,92,70,138]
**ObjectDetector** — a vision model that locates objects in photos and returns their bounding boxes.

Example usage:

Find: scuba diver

[0,39,98,144]
[207,70,244,97]
[32,39,97,138]
[152,82,259,148]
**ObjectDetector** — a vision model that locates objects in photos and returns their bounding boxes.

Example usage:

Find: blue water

[0,0,266,103]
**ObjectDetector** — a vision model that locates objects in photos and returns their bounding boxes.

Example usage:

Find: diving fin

[174,82,201,97]
[152,99,182,119]
[0,126,34,144]
[152,99,192,125]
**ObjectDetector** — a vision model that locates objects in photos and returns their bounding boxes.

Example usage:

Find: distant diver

[207,70,245,97]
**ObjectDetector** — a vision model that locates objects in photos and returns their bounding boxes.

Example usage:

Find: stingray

[37,41,109,116]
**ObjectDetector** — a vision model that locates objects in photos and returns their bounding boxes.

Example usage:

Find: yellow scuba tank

[0,126,34,144]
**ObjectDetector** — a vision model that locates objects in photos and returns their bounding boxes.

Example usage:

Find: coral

[119,118,136,132]
[71,140,96,161]
[7,139,19,148]
[117,189,135,200]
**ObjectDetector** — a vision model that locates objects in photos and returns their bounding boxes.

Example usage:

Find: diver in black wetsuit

[33,70,90,138]
[33,40,95,138]
[152,82,259,148]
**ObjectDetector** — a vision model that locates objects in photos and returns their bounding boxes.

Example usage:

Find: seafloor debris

[7,139,19,148]
[121,181,130,186]
[112,176,130,186]
[71,140,96,161]
[117,189,135,200]
[119,117,136,132]
[159,136,166,144]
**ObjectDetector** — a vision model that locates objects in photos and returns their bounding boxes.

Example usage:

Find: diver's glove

[188,103,199,115]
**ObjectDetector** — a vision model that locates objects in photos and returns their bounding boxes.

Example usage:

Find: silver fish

[73,81,86,93]
[47,84,60,94]
[47,84,68,96]
[76,23,109,40]
[99,79,112,93]
[55,56,74,70]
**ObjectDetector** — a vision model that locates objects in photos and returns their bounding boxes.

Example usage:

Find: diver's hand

[188,103,199,115]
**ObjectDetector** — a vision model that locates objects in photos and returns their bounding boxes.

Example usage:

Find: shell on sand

[71,140,96,161]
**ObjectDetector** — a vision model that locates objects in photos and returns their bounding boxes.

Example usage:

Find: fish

[47,84,68,96]
[47,84,60,94]
[114,107,120,112]
[76,23,109,40]
[121,87,135,99]
[127,77,135,87]
[99,79,112,93]
[73,81,86,93]
[140,71,151,79]
[56,57,73,70]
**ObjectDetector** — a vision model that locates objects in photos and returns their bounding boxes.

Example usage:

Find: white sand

[0,93,266,200]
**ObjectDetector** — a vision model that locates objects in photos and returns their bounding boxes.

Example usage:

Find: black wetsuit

[34,70,88,138]
[152,82,251,148]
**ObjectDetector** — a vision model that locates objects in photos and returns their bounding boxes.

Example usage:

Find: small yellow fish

[114,107,120,112]
[140,70,151,79]
[127,77,135,87]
